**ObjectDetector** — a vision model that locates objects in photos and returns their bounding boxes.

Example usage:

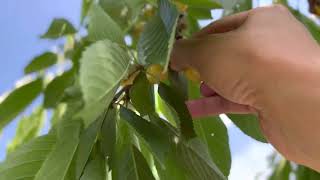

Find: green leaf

[120,107,170,165]
[34,120,82,180]
[148,114,179,137]
[194,116,231,176]
[113,145,155,180]
[178,139,227,180]
[125,0,145,18]
[188,70,231,176]
[168,70,188,101]
[41,18,77,39]
[0,134,56,180]
[269,159,291,180]
[158,83,196,139]
[100,108,117,160]
[74,114,106,180]
[88,4,124,44]
[150,113,226,180]
[185,14,201,37]
[155,144,188,180]
[81,0,94,23]
[149,119,188,180]
[136,136,155,169]
[7,107,45,153]
[98,0,127,28]
[307,170,320,179]
[131,146,156,180]
[228,114,267,143]
[24,52,57,74]
[296,165,320,180]
[188,8,213,19]
[178,0,222,9]
[159,0,179,33]
[0,78,42,131]
[155,91,178,127]
[66,39,92,72]
[129,73,155,116]
[273,0,289,5]
[61,83,83,103]
[79,39,131,126]
[137,15,168,66]
[50,104,67,126]
[77,101,107,128]
[57,95,84,130]
[116,113,135,148]
[188,81,231,175]
[137,0,179,69]
[44,70,74,108]
[232,0,252,13]
[99,0,144,29]
[291,9,320,43]
[80,154,106,180]
[296,165,309,180]
[219,0,239,10]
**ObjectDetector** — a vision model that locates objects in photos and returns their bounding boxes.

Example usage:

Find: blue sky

[0,0,80,159]
[2,0,309,179]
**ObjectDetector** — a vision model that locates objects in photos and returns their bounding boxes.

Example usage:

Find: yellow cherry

[132,22,145,37]
[146,64,168,84]
[173,1,188,12]
[315,5,320,16]
[144,5,156,17]
[183,67,201,83]
[121,71,140,86]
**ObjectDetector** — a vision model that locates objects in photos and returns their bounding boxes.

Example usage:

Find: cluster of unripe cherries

[122,64,200,86]
[122,1,199,86]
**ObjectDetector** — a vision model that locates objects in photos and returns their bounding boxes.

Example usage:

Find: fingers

[193,11,250,38]
[200,83,217,97]
[170,39,201,71]
[170,34,227,72]
[170,12,249,72]
[186,96,255,118]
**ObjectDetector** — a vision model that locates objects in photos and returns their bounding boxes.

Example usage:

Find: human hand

[171,5,320,171]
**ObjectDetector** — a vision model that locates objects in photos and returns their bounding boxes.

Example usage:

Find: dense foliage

[0,0,320,179]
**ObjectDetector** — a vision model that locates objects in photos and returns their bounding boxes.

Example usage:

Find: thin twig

[112,85,131,104]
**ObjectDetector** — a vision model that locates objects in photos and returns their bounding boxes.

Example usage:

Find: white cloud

[229,142,274,180]
[219,114,274,179]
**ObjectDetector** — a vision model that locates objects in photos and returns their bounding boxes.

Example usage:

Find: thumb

[170,32,233,74]
[170,36,219,72]
[170,39,202,71]
[193,11,249,38]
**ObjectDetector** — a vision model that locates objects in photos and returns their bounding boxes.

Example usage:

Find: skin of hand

[171,5,320,171]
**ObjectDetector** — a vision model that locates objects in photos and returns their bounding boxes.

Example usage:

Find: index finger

[193,11,249,38]
[170,11,250,71]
